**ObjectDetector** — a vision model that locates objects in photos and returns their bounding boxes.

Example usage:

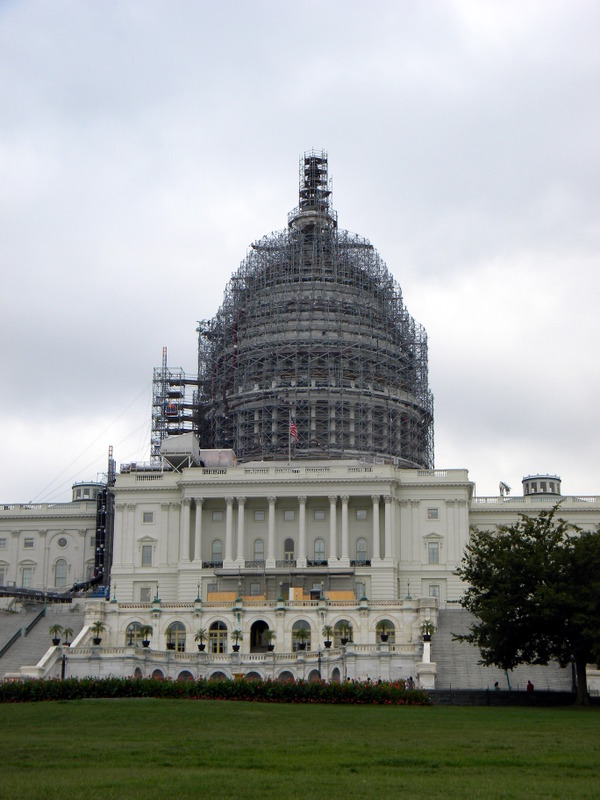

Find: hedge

[0,676,430,705]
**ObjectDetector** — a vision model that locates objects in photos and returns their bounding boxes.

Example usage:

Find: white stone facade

[4,463,599,687]
[0,498,97,597]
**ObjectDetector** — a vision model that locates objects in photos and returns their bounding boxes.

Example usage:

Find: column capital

[383,495,393,504]
[340,495,349,503]
[267,496,277,504]
[236,496,246,505]
[225,497,234,506]
[297,495,307,504]
[193,497,204,506]
[371,495,381,504]
[328,495,338,504]
[182,497,192,507]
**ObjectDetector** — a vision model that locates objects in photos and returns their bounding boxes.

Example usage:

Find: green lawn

[1,700,599,799]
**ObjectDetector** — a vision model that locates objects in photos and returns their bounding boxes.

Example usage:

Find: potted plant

[339,622,353,646]
[194,627,207,651]
[140,624,153,647]
[90,620,105,645]
[265,628,276,651]
[294,626,310,651]
[62,626,74,647]
[49,624,63,646]
[231,629,243,652]
[376,621,389,642]
[421,621,435,641]
[322,624,334,648]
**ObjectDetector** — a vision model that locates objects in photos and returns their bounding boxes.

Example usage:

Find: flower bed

[0,676,430,705]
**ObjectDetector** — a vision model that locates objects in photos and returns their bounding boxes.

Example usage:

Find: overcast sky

[1,0,599,503]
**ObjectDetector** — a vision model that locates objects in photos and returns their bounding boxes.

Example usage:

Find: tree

[456,506,600,705]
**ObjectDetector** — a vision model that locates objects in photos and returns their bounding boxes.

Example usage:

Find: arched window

[334,619,353,646]
[253,538,264,562]
[54,558,67,588]
[283,538,295,562]
[292,620,311,652]
[166,621,186,652]
[376,619,396,644]
[125,622,143,647]
[356,538,368,564]
[211,539,223,564]
[314,538,325,564]
[209,621,228,654]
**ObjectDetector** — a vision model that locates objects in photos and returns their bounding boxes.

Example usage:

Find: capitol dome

[195,150,434,468]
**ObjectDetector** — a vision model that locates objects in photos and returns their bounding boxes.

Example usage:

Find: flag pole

[288,406,292,466]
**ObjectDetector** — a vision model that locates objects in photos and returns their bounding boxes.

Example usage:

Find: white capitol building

[1,153,598,691]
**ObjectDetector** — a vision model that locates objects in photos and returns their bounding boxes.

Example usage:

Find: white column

[127,504,136,566]
[224,497,234,566]
[384,496,393,561]
[194,498,203,562]
[236,496,246,566]
[160,503,170,566]
[371,495,381,561]
[180,498,191,563]
[339,495,350,566]
[266,496,276,568]
[328,495,338,564]
[297,495,307,567]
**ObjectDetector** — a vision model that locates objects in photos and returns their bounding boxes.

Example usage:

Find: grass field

[1,700,599,799]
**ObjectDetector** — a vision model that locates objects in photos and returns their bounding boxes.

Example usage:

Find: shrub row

[0,676,430,705]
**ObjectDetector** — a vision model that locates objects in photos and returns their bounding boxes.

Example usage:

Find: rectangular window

[250,582,261,596]
[314,509,325,521]
[429,584,440,601]
[212,511,223,522]
[356,581,366,599]
[254,510,265,522]
[141,545,153,567]
[140,587,151,603]
[284,510,295,521]
[142,511,154,524]
[427,508,439,520]
[427,541,439,564]
[356,509,367,521]
[90,536,96,548]
[22,567,32,588]
[0,538,6,549]
[23,538,34,549]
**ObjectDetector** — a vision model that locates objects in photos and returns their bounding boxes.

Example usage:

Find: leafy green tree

[456,506,600,705]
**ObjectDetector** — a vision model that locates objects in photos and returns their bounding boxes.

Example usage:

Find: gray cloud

[1,0,599,502]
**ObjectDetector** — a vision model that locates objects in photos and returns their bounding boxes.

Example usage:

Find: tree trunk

[575,657,590,706]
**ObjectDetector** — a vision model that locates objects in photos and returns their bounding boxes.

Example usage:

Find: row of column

[179,494,394,567]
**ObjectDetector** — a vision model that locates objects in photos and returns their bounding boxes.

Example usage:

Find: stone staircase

[432,608,573,691]
[0,604,85,678]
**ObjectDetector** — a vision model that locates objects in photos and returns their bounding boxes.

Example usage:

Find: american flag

[289,417,299,442]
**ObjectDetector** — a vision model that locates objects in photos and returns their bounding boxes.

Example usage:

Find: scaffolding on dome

[191,150,434,468]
